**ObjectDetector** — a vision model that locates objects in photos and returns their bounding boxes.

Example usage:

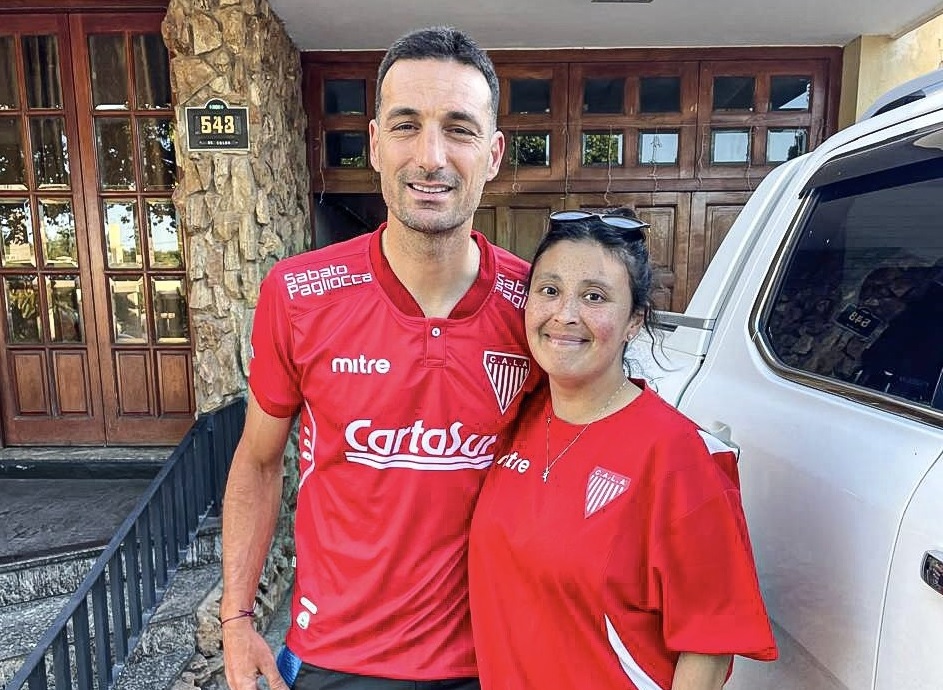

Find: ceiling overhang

[269,0,943,51]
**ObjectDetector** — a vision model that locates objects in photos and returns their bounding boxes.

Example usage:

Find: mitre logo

[483,351,530,414]
[331,354,391,375]
[344,419,496,471]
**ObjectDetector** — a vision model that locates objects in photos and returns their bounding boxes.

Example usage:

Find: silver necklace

[543,378,629,483]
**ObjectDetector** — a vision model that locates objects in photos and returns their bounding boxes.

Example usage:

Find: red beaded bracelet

[220,608,256,625]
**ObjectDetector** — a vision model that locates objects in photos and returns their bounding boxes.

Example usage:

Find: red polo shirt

[249,225,536,679]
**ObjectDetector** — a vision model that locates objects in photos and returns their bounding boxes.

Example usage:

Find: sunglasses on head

[549,210,649,240]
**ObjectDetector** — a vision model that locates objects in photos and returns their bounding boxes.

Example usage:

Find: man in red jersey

[221,26,536,690]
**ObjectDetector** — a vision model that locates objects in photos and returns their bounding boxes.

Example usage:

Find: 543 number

[199,114,236,134]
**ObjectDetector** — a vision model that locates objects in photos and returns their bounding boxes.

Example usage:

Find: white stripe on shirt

[605,614,667,690]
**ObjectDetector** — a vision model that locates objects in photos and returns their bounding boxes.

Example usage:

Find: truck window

[763,156,943,414]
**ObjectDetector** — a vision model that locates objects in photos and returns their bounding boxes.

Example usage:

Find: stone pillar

[161,0,307,681]
[162,0,309,413]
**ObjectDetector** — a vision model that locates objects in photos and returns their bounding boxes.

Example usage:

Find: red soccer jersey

[468,383,777,690]
[248,226,537,679]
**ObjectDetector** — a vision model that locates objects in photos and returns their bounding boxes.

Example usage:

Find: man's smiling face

[369,58,504,237]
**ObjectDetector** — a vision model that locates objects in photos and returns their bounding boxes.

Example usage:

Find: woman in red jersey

[468,209,777,690]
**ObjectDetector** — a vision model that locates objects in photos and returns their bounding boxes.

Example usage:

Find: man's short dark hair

[376,26,500,126]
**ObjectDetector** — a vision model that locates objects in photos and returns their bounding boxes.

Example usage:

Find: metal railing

[4,398,246,690]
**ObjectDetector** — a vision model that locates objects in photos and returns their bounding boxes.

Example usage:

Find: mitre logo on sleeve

[483,351,530,414]
[585,466,630,518]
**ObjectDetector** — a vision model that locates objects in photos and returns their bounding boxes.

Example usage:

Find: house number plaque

[185,99,250,151]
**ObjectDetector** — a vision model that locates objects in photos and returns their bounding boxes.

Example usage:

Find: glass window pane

[713,76,755,111]
[96,118,135,190]
[639,131,679,164]
[325,132,367,167]
[89,34,129,110]
[510,79,551,114]
[767,128,808,163]
[22,36,62,110]
[509,132,550,167]
[38,199,77,267]
[582,132,624,167]
[5,275,41,343]
[0,118,27,188]
[1,199,35,266]
[102,200,141,268]
[139,118,176,190]
[324,80,366,115]
[770,76,811,111]
[132,34,171,109]
[765,162,943,408]
[147,199,182,268]
[0,37,18,109]
[110,277,146,342]
[47,275,83,343]
[640,77,681,113]
[29,117,70,188]
[152,277,189,343]
[711,129,750,164]
[583,78,624,114]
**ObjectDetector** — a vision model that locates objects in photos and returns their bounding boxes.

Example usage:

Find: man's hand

[222,621,290,690]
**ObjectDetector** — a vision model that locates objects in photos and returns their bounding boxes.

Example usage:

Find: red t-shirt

[468,383,777,690]
[248,226,536,679]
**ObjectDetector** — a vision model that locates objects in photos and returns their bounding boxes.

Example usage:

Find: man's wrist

[220,606,257,625]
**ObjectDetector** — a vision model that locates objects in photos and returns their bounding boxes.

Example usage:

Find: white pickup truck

[632,73,943,689]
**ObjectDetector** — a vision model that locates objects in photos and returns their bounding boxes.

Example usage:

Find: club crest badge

[585,466,630,518]
[483,351,530,414]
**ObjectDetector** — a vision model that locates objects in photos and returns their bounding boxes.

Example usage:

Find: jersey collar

[369,222,497,319]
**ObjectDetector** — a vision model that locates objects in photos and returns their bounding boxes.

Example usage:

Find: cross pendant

[542,468,550,483]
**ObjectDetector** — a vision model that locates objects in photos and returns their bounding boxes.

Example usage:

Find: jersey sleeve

[649,434,778,661]
[248,271,302,418]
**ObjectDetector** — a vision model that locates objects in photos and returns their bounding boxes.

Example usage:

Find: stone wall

[162,0,309,413]
[161,0,307,683]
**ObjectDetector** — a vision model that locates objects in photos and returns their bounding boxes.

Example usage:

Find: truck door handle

[921,551,943,595]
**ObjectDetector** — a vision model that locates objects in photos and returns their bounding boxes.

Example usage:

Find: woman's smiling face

[525,239,643,391]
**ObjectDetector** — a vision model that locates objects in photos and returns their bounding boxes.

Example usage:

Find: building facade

[0,0,939,447]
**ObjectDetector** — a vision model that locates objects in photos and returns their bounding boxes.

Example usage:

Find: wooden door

[0,12,193,445]
[477,192,697,312]
[566,192,693,311]
[0,15,107,444]
[687,191,751,305]
[477,193,566,262]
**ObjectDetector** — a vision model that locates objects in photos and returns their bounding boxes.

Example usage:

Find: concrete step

[0,548,99,607]
[127,562,222,663]
[114,562,223,690]
[0,448,222,690]
[0,446,172,475]
[0,553,224,689]
[0,516,218,610]
[113,649,195,690]
[0,515,222,688]
[0,472,157,577]
[0,594,70,687]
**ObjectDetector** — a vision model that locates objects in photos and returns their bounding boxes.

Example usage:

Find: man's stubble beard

[385,172,482,238]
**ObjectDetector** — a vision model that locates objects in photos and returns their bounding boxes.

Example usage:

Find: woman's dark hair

[529,207,660,351]
[376,26,499,127]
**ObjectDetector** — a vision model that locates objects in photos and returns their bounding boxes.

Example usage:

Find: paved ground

[0,447,171,565]
[0,477,154,564]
